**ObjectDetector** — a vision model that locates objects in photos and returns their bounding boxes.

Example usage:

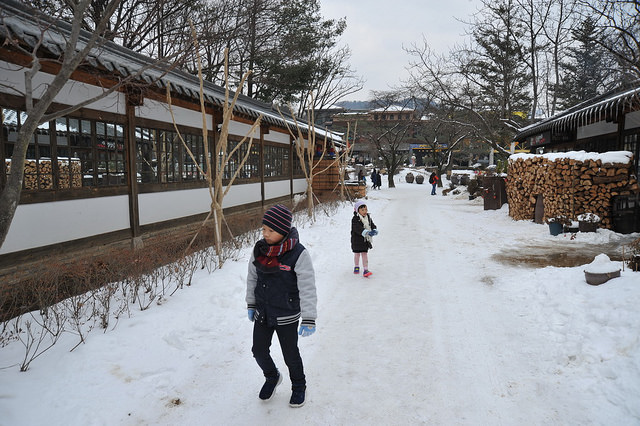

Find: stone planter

[405,173,414,183]
[584,270,621,285]
[415,174,424,184]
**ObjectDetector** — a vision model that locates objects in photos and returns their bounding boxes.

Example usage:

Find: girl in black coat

[351,200,378,277]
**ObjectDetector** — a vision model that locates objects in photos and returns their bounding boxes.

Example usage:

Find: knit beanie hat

[354,200,367,212]
[262,204,292,236]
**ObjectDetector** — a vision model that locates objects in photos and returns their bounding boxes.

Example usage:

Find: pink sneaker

[362,270,372,277]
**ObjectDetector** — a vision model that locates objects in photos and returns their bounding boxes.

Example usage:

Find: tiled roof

[0,0,341,143]
[515,84,640,141]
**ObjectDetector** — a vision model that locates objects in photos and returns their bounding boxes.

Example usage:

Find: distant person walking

[371,169,378,189]
[351,200,378,277]
[429,172,439,195]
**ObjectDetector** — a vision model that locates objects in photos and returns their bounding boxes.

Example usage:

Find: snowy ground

[1,171,640,426]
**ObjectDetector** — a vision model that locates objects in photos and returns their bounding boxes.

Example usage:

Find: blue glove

[248,309,255,322]
[368,229,378,236]
[361,230,370,237]
[298,325,316,337]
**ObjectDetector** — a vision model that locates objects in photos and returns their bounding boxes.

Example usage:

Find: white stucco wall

[136,98,211,129]
[0,196,130,255]
[625,110,640,130]
[227,120,260,139]
[222,182,262,208]
[292,178,306,194]
[0,59,126,114]
[138,188,211,225]
[264,180,291,201]
[577,120,618,139]
[263,129,290,144]
[138,183,263,225]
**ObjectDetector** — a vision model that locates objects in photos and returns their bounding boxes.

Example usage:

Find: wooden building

[514,85,640,178]
[0,0,340,276]
[513,84,640,233]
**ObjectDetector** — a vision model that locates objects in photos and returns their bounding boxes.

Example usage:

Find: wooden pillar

[125,89,141,245]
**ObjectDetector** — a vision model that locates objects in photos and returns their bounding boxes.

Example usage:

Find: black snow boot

[259,371,282,401]
[289,389,306,407]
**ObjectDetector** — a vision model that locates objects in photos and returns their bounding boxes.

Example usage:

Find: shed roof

[514,84,640,142]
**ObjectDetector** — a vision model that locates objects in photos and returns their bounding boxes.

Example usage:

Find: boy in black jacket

[246,204,317,408]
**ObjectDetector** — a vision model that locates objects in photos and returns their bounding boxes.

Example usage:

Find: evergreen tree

[555,17,614,110]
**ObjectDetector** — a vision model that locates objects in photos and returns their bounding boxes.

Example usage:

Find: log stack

[5,158,82,190]
[311,158,340,193]
[507,154,639,229]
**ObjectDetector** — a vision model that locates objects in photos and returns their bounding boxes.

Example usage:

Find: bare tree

[414,100,470,181]
[405,40,514,160]
[578,0,640,81]
[540,0,578,117]
[362,92,417,189]
[168,40,261,262]
[0,0,180,249]
[514,0,554,121]
[26,0,199,58]
[336,122,357,201]
[406,0,533,160]
[296,46,365,116]
[279,103,338,218]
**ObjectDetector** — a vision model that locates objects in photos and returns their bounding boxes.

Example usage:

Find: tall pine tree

[555,17,615,110]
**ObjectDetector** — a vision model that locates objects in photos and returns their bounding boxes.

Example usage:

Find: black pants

[252,320,306,391]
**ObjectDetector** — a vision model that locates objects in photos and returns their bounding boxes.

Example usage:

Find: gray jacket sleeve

[246,252,257,308]
[296,249,317,325]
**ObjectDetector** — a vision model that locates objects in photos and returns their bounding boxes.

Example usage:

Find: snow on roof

[515,85,640,141]
[370,105,414,112]
[509,150,633,165]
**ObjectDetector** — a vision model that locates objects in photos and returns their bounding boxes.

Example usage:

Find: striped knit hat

[262,204,292,236]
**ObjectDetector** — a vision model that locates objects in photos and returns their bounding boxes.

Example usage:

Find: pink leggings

[354,252,368,270]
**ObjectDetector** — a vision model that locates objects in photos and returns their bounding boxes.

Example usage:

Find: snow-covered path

[2,178,639,426]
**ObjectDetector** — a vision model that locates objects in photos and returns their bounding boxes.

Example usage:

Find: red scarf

[253,228,299,272]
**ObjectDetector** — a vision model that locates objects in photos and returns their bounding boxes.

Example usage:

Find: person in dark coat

[351,200,378,277]
[375,171,382,190]
[429,172,439,195]
[370,169,378,189]
[246,204,317,408]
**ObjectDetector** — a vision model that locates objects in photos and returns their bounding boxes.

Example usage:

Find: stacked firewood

[58,159,82,188]
[507,155,639,229]
[5,159,82,190]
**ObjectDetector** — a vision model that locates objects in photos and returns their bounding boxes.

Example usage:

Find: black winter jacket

[351,213,376,252]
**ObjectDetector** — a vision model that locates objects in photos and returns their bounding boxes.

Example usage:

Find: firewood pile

[507,154,639,229]
[5,158,82,190]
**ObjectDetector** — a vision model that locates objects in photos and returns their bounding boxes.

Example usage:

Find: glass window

[263,144,289,178]
[96,121,125,186]
[2,109,53,191]
[136,127,158,183]
[158,130,179,183]
[182,133,204,181]
[56,117,89,188]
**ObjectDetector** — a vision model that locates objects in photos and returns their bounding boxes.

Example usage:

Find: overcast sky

[319,0,481,102]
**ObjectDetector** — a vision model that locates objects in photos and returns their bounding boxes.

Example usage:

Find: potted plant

[546,215,570,236]
[577,213,600,233]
